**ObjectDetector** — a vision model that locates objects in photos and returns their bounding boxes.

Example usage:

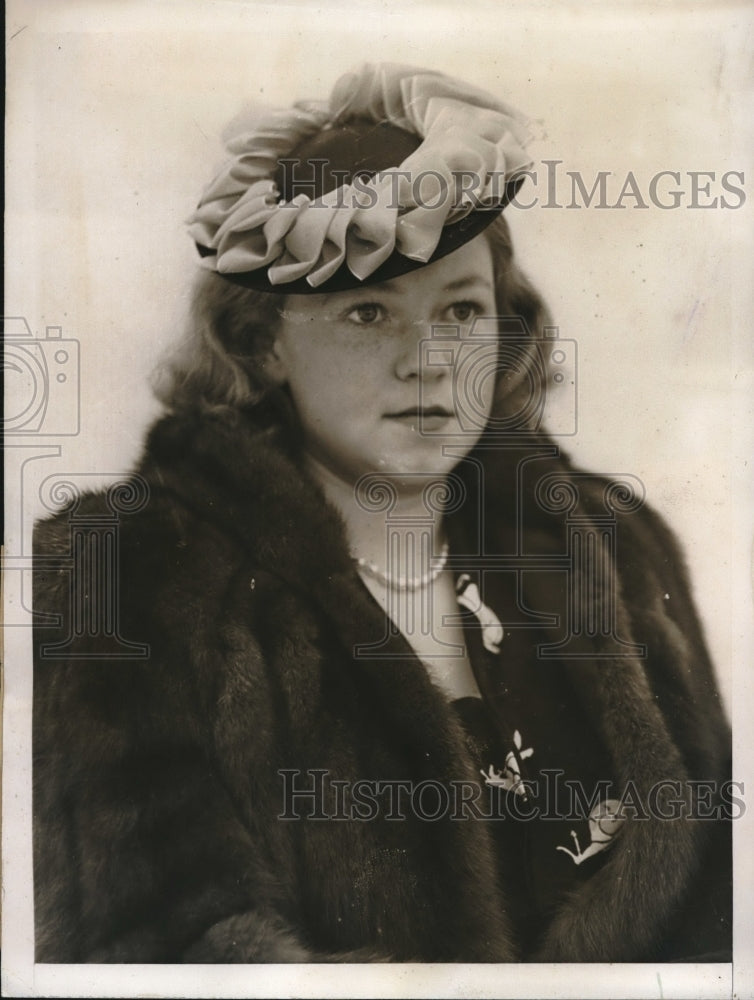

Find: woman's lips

[384,407,454,430]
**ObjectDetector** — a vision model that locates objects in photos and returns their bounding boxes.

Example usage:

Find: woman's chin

[359,450,467,492]
[304,426,480,493]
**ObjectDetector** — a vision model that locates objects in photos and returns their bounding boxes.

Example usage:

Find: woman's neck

[306,456,448,578]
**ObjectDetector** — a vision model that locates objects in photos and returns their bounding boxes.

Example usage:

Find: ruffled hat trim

[188,63,534,292]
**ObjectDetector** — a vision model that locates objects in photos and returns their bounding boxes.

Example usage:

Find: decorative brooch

[556,799,625,865]
[481,729,534,799]
[455,573,504,654]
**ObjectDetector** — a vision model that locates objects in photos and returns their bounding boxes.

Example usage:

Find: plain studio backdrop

[4,2,754,996]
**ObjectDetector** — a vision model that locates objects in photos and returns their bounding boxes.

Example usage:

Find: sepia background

[4,1,753,996]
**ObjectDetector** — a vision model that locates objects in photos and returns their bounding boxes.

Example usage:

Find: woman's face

[270,234,497,488]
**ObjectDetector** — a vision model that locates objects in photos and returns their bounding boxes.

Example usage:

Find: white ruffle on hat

[188,63,535,293]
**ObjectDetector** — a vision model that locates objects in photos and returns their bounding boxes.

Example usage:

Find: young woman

[33,63,732,963]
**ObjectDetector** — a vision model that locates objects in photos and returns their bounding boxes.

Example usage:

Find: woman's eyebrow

[316,275,493,304]
[355,275,493,296]
[442,276,494,293]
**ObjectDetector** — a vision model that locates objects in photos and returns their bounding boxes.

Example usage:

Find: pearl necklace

[355,542,450,591]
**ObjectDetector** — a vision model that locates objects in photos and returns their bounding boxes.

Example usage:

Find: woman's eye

[346,303,384,325]
[448,300,482,323]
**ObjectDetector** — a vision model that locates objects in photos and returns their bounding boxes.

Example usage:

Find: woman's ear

[264,338,288,386]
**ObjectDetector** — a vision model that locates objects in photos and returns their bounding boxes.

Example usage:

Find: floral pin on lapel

[556,799,625,865]
[481,730,533,799]
[455,574,504,654]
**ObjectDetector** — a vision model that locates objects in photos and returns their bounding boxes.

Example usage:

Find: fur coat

[33,408,732,963]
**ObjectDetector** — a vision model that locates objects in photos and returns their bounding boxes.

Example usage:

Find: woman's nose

[393,321,446,382]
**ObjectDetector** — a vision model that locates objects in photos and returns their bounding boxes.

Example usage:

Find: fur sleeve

[612,492,731,772]
[531,477,732,962]
[33,493,383,963]
[183,911,392,963]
